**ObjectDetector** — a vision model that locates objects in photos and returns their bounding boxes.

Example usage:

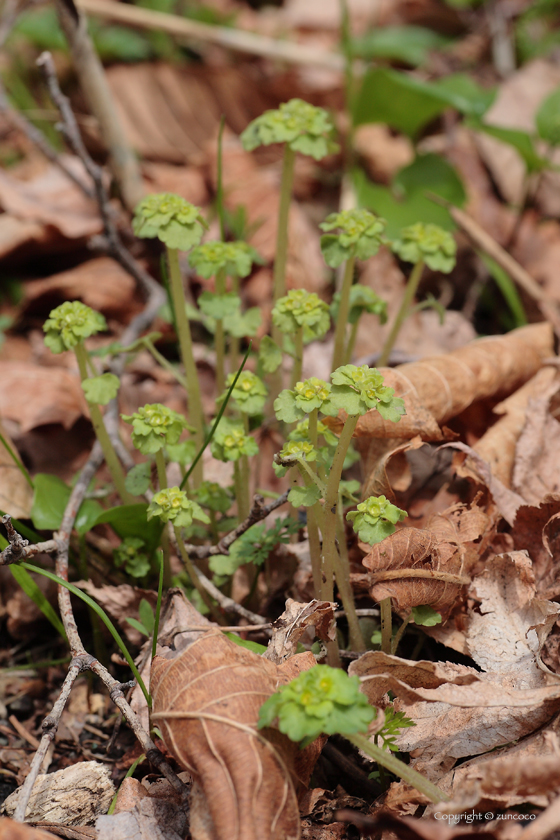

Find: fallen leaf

[23,258,139,322]
[263,598,336,664]
[511,496,560,599]
[0,420,33,519]
[352,552,560,778]
[150,630,320,840]
[0,362,87,432]
[361,500,489,619]
[0,157,102,239]
[354,124,414,185]
[511,376,560,504]
[0,818,60,839]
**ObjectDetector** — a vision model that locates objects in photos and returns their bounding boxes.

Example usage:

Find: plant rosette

[272,290,330,344]
[210,418,258,462]
[132,193,208,251]
[274,378,331,424]
[289,417,339,449]
[330,285,388,325]
[320,208,387,268]
[189,240,262,279]
[273,439,317,478]
[391,223,457,273]
[122,403,193,454]
[221,371,268,416]
[241,98,338,161]
[43,301,107,353]
[258,664,375,748]
[147,486,209,528]
[322,364,406,422]
[346,495,407,545]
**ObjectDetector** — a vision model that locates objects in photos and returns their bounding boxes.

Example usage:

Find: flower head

[277,439,317,464]
[147,486,209,528]
[122,404,191,454]
[258,665,375,745]
[320,209,386,267]
[272,289,330,343]
[132,193,207,251]
[274,378,331,423]
[43,301,106,353]
[189,240,262,279]
[210,418,258,462]
[346,494,407,545]
[392,223,456,273]
[192,481,231,514]
[241,99,338,161]
[331,285,387,326]
[322,364,406,422]
[222,371,268,416]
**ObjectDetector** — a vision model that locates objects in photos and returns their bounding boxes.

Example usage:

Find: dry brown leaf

[511,496,560,599]
[0,818,60,839]
[23,258,139,322]
[452,443,525,527]
[0,215,57,261]
[263,598,336,664]
[0,158,102,239]
[473,367,558,487]
[361,500,488,618]
[354,124,414,185]
[0,420,33,519]
[150,631,319,840]
[359,435,435,501]
[353,552,560,778]
[0,362,87,432]
[511,377,560,504]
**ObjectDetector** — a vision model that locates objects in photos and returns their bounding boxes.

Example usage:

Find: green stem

[336,499,365,652]
[229,274,240,377]
[214,267,226,395]
[273,144,296,311]
[173,527,221,622]
[154,450,171,587]
[331,254,355,371]
[346,733,448,803]
[297,459,327,496]
[380,597,392,655]
[74,343,134,505]
[152,550,164,661]
[321,414,359,603]
[166,246,205,487]
[233,460,249,521]
[344,318,360,365]
[378,260,424,367]
[216,115,226,242]
[307,504,323,598]
[143,338,187,390]
[290,326,304,389]
[391,611,412,656]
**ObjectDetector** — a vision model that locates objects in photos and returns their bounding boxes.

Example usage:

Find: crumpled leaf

[512,495,560,599]
[351,552,560,778]
[150,631,321,840]
[0,362,88,431]
[263,598,337,664]
[361,501,489,619]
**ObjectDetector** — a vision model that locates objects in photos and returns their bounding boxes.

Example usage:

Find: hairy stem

[331,253,355,371]
[346,733,448,803]
[166,246,204,486]
[74,343,133,505]
[344,318,360,365]
[234,460,250,521]
[378,259,424,367]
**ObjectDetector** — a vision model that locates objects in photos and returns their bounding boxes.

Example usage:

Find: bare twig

[76,0,344,71]
[52,0,144,211]
[185,491,290,559]
[0,516,56,564]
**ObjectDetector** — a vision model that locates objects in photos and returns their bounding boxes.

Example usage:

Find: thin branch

[0,516,56,564]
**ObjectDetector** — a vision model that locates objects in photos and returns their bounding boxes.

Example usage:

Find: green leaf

[31,474,102,535]
[536,85,560,147]
[9,564,67,639]
[198,292,241,320]
[138,598,155,634]
[274,389,303,424]
[125,616,150,636]
[259,336,283,373]
[411,605,443,626]
[393,154,466,208]
[479,253,527,328]
[470,120,548,174]
[82,373,120,405]
[209,554,241,577]
[350,25,450,67]
[94,504,163,554]
[225,633,267,654]
[125,462,152,496]
[93,24,152,62]
[288,483,322,507]
[223,307,261,338]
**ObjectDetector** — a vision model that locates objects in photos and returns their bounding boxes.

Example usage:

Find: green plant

[330,284,387,364]
[241,99,338,342]
[271,290,330,388]
[320,209,386,370]
[258,664,447,803]
[209,516,299,580]
[133,193,208,485]
[210,417,258,520]
[378,223,457,366]
[43,301,133,505]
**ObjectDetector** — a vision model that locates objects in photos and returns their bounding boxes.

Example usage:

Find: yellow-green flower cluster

[147,486,209,528]
[43,301,106,353]
[122,403,191,454]
[241,98,337,161]
[223,371,268,416]
[346,494,407,545]
[272,289,330,344]
[320,209,386,267]
[210,418,258,462]
[189,240,261,279]
[391,223,456,273]
[132,193,207,251]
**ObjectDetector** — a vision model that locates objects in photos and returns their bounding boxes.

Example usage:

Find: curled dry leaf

[361,501,489,619]
[0,818,61,840]
[263,598,336,664]
[511,376,560,505]
[0,362,88,432]
[150,630,320,840]
[512,496,560,599]
[327,323,553,443]
[352,553,560,778]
